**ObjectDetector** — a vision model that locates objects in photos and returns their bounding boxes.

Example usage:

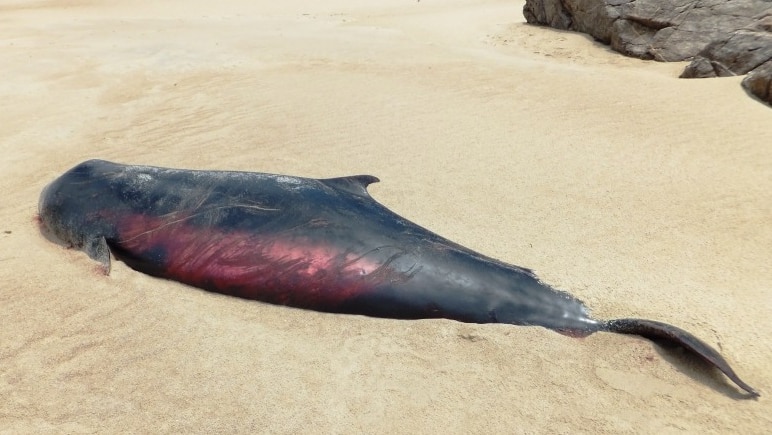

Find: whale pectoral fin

[321,175,380,198]
[85,236,111,275]
[607,318,759,398]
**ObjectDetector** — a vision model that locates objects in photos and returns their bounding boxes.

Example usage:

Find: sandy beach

[1,0,770,432]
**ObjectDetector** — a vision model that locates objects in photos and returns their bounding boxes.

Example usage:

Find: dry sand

[1,0,770,433]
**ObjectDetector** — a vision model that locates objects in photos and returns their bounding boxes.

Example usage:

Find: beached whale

[38,159,758,397]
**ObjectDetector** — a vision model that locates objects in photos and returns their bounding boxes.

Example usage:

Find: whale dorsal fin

[321,175,380,198]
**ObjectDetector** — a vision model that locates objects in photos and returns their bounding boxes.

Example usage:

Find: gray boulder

[742,61,772,105]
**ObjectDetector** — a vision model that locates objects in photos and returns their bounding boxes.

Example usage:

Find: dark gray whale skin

[38,159,758,397]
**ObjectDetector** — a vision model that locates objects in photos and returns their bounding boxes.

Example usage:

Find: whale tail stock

[604,318,759,398]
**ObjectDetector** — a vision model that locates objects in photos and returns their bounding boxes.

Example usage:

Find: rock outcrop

[523,0,772,106]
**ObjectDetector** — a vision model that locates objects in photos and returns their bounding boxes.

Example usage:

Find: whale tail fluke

[605,318,759,398]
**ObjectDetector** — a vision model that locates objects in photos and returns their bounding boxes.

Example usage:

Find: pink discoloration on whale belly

[265,240,382,277]
[115,214,393,307]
